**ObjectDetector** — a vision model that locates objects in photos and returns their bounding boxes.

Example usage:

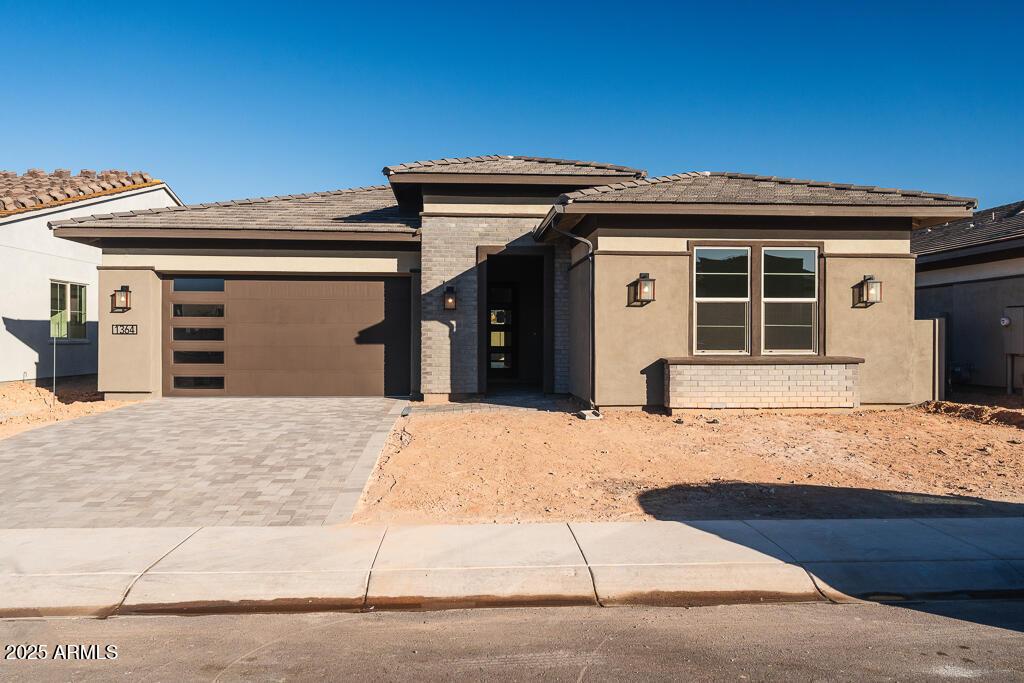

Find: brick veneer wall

[419,215,570,396]
[664,362,860,409]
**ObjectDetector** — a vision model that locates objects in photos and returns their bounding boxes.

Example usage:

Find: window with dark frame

[693,247,750,353]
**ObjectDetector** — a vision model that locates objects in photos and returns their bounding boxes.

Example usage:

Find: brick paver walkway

[0,397,405,528]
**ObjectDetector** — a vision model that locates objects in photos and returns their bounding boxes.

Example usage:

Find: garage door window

[173,277,224,292]
[173,303,224,317]
[173,376,225,389]
[173,350,225,364]
[173,327,225,341]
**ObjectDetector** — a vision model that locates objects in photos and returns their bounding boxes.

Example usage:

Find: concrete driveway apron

[0,397,405,528]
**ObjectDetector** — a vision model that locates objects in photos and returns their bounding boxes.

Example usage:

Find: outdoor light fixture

[110,285,132,312]
[628,272,656,306]
[443,285,457,311]
[854,274,882,307]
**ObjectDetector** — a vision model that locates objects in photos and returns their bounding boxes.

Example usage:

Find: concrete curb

[1,518,1022,618]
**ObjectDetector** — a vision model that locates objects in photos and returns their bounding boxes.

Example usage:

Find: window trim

[760,246,819,355]
[692,246,751,355]
[49,279,88,340]
[689,240,825,357]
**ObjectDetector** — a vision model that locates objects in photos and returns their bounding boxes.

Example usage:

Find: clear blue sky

[3,1,1021,208]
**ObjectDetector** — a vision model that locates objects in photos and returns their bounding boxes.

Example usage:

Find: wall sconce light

[854,275,882,307]
[628,272,656,306]
[442,285,457,311]
[110,285,131,312]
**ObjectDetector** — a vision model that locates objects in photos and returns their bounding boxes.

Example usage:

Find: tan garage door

[162,276,411,397]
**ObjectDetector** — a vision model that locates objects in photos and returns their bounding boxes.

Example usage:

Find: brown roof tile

[556,171,976,208]
[383,155,645,177]
[912,200,1024,256]
[0,168,162,217]
[50,185,418,234]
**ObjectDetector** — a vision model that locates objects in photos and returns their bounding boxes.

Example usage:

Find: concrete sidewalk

[1,518,1022,618]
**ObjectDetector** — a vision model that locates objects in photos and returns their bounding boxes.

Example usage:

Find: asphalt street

[1,601,1022,681]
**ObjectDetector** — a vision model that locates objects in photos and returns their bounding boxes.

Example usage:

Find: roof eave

[555,201,974,220]
[51,226,421,245]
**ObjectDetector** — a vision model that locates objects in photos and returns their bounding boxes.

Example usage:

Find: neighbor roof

[556,171,977,208]
[0,169,162,217]
[50,185,418,234]
[912,200,1024,256]
[383,155,645,178]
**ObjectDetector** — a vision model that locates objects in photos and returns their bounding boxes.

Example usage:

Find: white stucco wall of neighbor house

[0,185,180,383]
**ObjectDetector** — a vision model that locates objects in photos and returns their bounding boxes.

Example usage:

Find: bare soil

[353,404,1024,524]
[0,377,130,440]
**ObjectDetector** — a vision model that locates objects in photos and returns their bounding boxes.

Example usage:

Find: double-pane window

[694,247,750,353]
[50,281,86,339]
[762,248,817,353]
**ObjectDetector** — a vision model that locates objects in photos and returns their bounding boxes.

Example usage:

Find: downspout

[548,214,597,410]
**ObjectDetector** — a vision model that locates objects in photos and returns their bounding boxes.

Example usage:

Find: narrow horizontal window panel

[173,376,225,389]
[172,303,224,317]
[695,302,748,352]
[173,277,225,292]
[173,327,225,341]
[173,350,225,364]
[764,302,816,352]
[696,273,749,299]
[763,274,816,299]
[763,250,816,274]
[695,248,749,274]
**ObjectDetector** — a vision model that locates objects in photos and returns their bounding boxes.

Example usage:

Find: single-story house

[914,200,1024,391]
[51,155,975,409]
[0,169,180,383]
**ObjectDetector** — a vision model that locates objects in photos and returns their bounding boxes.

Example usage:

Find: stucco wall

[580,228,931,406]
[418,215,569,397]
[0,186,178,383]
[824,256,934,403]
[568,257,592,403]
[917,270,1024,388]
[592,252,689,406]
[98,267,162,397]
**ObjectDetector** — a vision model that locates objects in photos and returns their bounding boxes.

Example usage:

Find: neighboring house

[0,169,181,383]
[51,155,974,409]
[914,200,1024,390]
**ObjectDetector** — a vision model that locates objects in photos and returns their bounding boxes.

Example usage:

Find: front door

[487,284,515,381]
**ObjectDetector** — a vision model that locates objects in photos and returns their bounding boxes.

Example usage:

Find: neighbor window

[50,281,86,339]
[694,247,750,353]
[762,248,818,353]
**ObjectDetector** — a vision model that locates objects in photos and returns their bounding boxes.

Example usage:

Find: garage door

[162,276,411,397]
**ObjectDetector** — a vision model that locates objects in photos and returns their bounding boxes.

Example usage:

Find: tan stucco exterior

[98,267,162,397]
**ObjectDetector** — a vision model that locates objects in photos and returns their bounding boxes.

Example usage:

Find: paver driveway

[0,397,405,528]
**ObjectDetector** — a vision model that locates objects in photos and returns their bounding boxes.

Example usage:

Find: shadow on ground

[637,481,1024,520]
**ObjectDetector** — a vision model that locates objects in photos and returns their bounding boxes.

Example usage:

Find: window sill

[663,355,864,366]
[48,338,92,346]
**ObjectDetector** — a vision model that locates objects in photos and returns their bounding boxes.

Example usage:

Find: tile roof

[383,155,645,177]
[912,200,1024,256]
[50,185,418,234]
[0,169,161,217]
[556,171,977,207]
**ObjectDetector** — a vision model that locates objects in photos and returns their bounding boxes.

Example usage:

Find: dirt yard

[353,403,1024,524]
[0,377,130,440]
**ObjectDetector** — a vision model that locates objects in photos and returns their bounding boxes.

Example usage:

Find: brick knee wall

[420,216,569,395]
[665,363,860,409]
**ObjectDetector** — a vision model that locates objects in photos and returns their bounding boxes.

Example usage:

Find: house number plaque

[112,324,138,335]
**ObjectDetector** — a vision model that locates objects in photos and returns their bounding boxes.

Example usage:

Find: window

[173,327,225,341]
[694,247,750,353]
[173,277,225,292]
[762,248,818,353]
[173,376,225,389]
[172,303,224,317]
[173,350,225,364]
[50,281,87,339]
